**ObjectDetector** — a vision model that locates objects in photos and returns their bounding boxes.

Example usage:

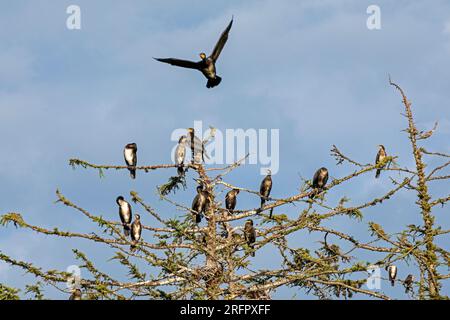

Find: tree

[0,81,448,300]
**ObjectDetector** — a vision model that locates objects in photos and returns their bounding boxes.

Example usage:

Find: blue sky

[0,0,449,299]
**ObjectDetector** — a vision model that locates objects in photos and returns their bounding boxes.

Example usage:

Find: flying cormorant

[154,18,233,88]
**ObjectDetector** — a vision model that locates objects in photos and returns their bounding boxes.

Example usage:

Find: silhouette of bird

[225,189,239,214]
[124,143,137,179]
[187,128,208,164]
[192,185,208,223]
[259,170,272,211]
[310,167,329,199]
[154,18,233,88]
[116,196,132,236]
[404,274,414,293]
[130,214,142,252]
[375,145,387,178]
[244,219,256,257]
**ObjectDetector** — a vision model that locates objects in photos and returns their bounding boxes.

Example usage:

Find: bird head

[199,52,207,60]
[246,219,253,226]
[116,196,124,205]
[179,135,187,144]
[135,214,141,220]
[266,169,272,176]
[126,143,137,151]
[234,189,240,195]
[378,144,385,151]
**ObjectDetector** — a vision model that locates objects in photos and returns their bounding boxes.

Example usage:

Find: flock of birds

[70,19,412,298]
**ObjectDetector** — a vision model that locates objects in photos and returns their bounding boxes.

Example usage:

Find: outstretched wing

[210,18,233,62]
[154,58,201,70]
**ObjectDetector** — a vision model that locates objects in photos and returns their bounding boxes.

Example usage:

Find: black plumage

[116,196,132,236]
[192,185,208,223]
[130,214,142,252]
[154,18,233,88]
[124,143,138,179]
[259,170,272,208]
[404,274,414,293]
[225,189,240,214]
[375,145,387,178]
[310,167,329,199]
[244,219,256,257]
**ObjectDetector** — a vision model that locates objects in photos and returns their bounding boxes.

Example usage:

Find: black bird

[244,219,256,257]
[69,288,82,300]
[404,274,414,293]
[310,167,329,199]
[259,169,272,209]
[116,196,132,236]
[130,214,142,252]
[175,135,187,176]
[154,18,233,88]
[375,145,387,178]
[187,128,208,164]
[192,185,208,223]
[387,265,397,287]
[225,189,240,214]
[124,143,137,179]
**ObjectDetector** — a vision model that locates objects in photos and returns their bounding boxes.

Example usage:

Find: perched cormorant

[259,169,272,209]
[124,143,138,179]
[192,185,207,223]
[375,145,387,178]
[130,214,142,252]
[244,219,256,257]
[116,196,132,236]
[310,167,329,199]
[387,265,397,287]
[154,18,233,88]
[404,274,414,293]
[187,128,208,164]
[69,288,82,300]
[225,189,240,214]
[175,135,187,176]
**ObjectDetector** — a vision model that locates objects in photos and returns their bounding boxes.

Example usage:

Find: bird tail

[269,208,274,219]
[391,279,395,287]
[206,76,222,88]
[123,225,130,237]
[129,167,136,179]
[375,169,381,178]
[250,244,255,257]
[195,213,202,224]
[309,189,317,199]
[177,165,184,177]
[130,241,137,252]
[260,198,265,208]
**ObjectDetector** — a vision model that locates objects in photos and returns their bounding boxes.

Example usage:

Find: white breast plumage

[124,148,134,164]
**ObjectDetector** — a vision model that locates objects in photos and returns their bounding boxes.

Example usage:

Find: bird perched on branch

[404,274,414,293]
[387,265,397,287]
[187,128,208,164]
[375,145,387,178]
[124,143,137,179]
[116,196,132,236]
[225,189,239,214]
[192,185,208,223]
[259,170,272,215]
[154,18,233,88]
[244,219,256,257]
[310,167,329,199]
[130,214,142,252]
[175,135,187,176]
[69,288,82,300]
